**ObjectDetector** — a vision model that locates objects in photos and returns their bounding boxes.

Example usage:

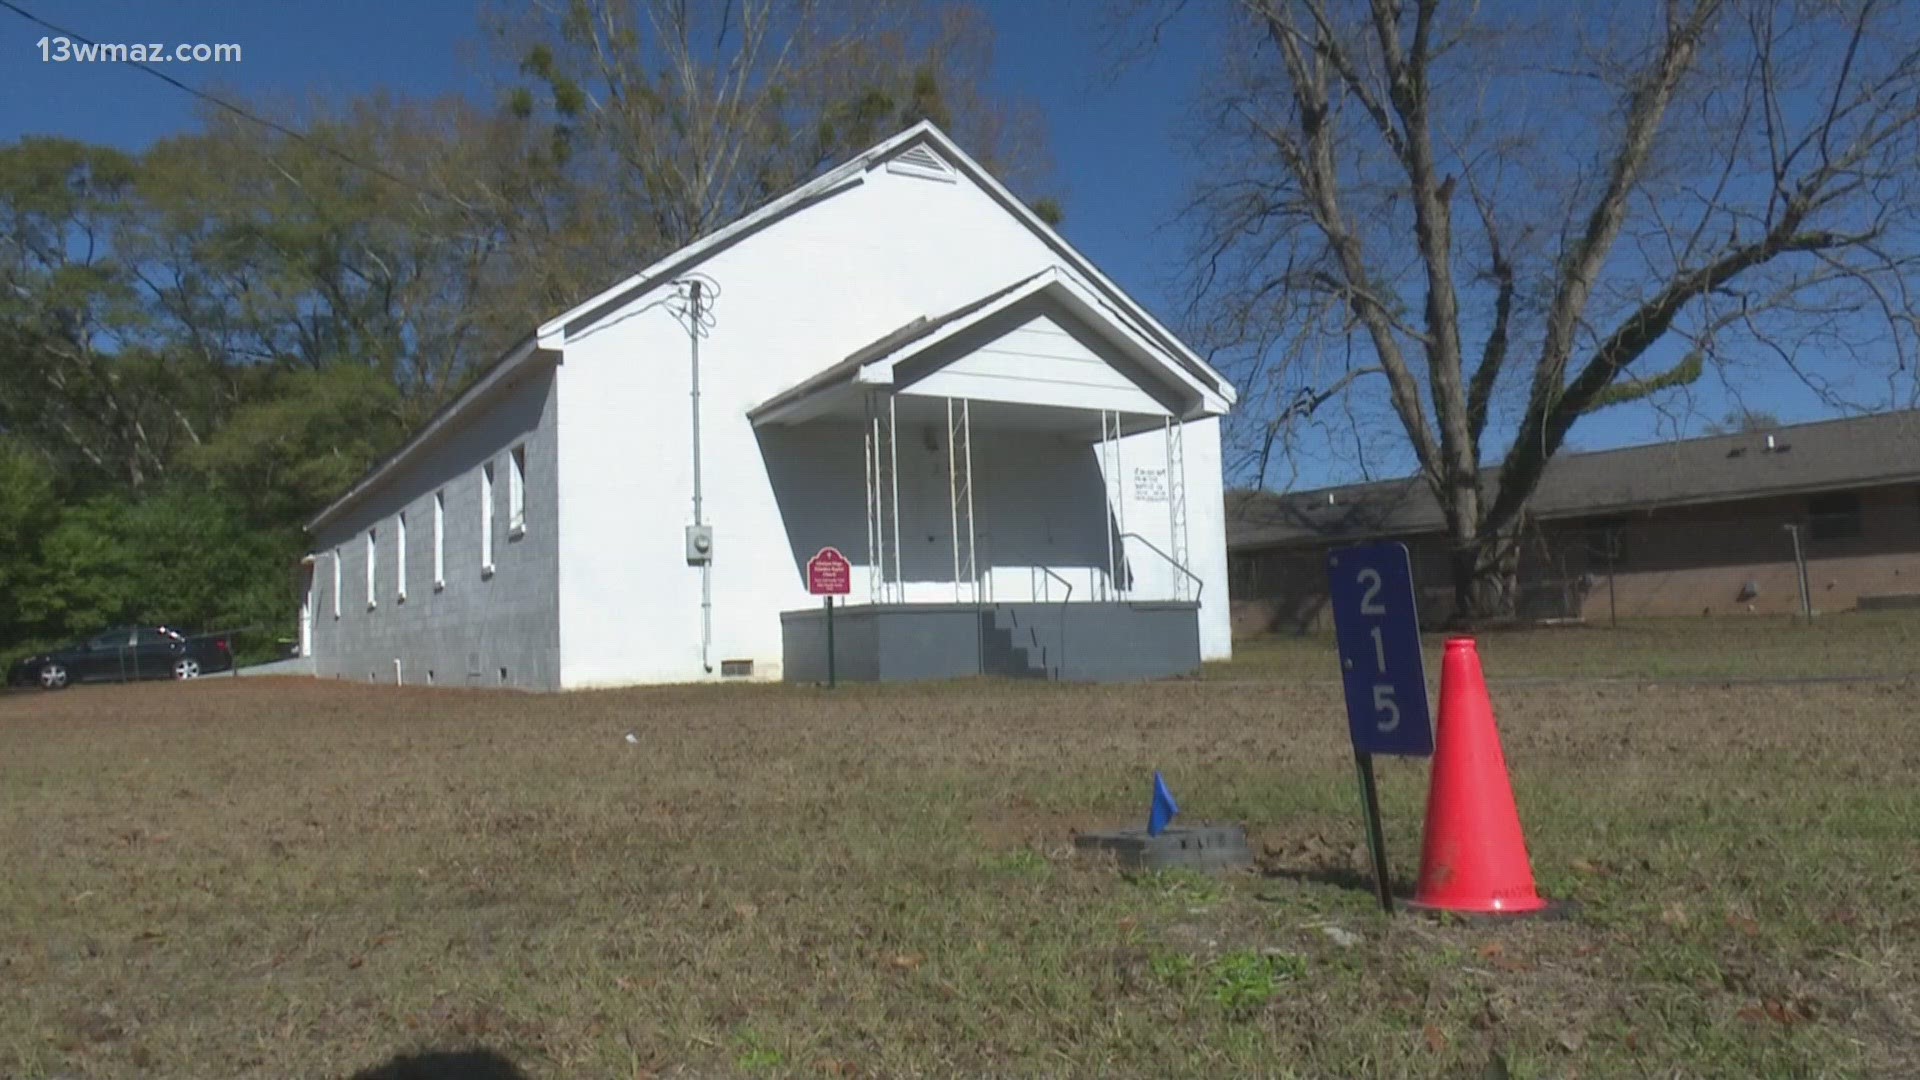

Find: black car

[7,626,234,690]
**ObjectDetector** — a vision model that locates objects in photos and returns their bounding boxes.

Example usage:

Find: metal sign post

[1327,542,1435,914]
[807,547,852,688]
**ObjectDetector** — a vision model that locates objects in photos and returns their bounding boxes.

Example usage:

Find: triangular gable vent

[886,142,957,183]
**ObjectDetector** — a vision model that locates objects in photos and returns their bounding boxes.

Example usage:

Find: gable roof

[746,265,1230,426]
[310,121,1234,533]
[745,270,1050,425]
[1227,408,1920,551]
[535,121,1234,400]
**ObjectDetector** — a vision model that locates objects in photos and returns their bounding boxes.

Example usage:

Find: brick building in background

[1227,410,1920,636]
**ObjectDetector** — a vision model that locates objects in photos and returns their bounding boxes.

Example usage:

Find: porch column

[1164,416,1190,602]
[889,392,902,599]
[1101,409,1127,600]
[865,391,903,604]
[865,393,882,604]
[946,397,977,603]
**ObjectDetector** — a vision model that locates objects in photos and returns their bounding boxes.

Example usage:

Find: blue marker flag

[1147,771,1179,837]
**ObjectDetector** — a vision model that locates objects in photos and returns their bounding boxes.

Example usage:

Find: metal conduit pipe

[684,278,714,673]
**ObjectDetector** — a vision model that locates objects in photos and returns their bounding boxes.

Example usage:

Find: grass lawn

[3,624,1919,1078]
[1215,610,1920,682]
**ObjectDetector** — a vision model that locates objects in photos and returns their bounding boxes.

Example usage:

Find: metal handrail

[1037,566,1075,606]
[1117,533,1204,606]
[1038,566,1074,680]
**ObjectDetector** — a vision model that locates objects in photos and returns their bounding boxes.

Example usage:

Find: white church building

[298,122,1237,690]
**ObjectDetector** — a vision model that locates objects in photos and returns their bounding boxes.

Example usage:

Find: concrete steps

[981,606,1056,680]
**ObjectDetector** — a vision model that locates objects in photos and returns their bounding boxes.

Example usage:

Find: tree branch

[1531,0,1722,400]
[1488,226,1859,533]
[1245,3,1445,486]
[1464,210,1512,461]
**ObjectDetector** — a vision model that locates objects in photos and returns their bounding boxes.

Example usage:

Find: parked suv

[7,626,234,690]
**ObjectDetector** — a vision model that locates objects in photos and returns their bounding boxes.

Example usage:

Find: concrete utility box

[1073,824,1252,871]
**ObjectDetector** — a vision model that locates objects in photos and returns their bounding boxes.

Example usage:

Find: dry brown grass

[3,654,1919,1078]
[1218,610,1920,682]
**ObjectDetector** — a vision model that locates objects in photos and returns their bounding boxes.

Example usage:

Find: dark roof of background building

[1227,408,1920,551]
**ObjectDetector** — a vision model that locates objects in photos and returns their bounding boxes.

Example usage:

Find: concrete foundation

[779,601,1202,683]
[1073,825,1253,871]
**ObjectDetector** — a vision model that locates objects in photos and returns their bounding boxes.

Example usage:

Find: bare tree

[494,0,1055,260]
[1134,0,1920,620]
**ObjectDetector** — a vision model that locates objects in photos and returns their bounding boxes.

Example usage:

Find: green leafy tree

[16,488,294,659]
[0,437,59,649]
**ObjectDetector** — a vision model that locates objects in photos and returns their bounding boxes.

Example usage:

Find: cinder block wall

[308,366,562,690]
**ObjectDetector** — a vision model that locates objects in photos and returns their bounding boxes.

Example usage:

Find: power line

[0,0,464,208]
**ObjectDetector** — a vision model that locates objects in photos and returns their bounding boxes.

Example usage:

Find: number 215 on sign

[1326,544,1434,757]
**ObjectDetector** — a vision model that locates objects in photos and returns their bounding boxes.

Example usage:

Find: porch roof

[747,266,1231,429]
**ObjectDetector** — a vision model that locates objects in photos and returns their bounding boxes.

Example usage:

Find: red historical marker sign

[807,547,852,596]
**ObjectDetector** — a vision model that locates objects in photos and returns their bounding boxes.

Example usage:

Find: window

[506,441,529,534]
[396,512,408,602]
[480,462,495,574]
[509,444,527,537]
[433,490,446,589]
[136,627,181,647]
[333,548,342,618]
[366,528,378,609]
[89,629,133,651]
[1809,492,1863,541]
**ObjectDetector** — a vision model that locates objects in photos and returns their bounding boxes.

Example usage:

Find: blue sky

[0,0,1871,490]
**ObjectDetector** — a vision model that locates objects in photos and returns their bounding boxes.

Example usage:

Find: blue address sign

[1327,542,1434,757]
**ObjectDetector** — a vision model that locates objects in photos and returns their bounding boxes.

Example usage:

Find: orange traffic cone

[1410,637,1549,915]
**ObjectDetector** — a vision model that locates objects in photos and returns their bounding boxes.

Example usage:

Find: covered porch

[749,266,1227,682]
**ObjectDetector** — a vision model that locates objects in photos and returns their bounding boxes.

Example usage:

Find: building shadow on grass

[345,1047,527,1080]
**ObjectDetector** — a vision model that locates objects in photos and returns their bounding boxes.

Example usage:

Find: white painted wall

[553,153,1231,687]
[906,312,1170,416]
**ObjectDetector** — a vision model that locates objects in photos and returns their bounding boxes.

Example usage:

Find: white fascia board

[1044,279,1229,417]
[544,118,1237,400]
[861,269,1066,379]
[867,269,1227,419]
[904,124,1239,406]
[305,337,559,532]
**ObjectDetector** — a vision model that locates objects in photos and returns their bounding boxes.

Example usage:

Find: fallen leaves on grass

[1319,925,1362,948]
[1737,999,1813,1026]
[1423,1024,1448,1053]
